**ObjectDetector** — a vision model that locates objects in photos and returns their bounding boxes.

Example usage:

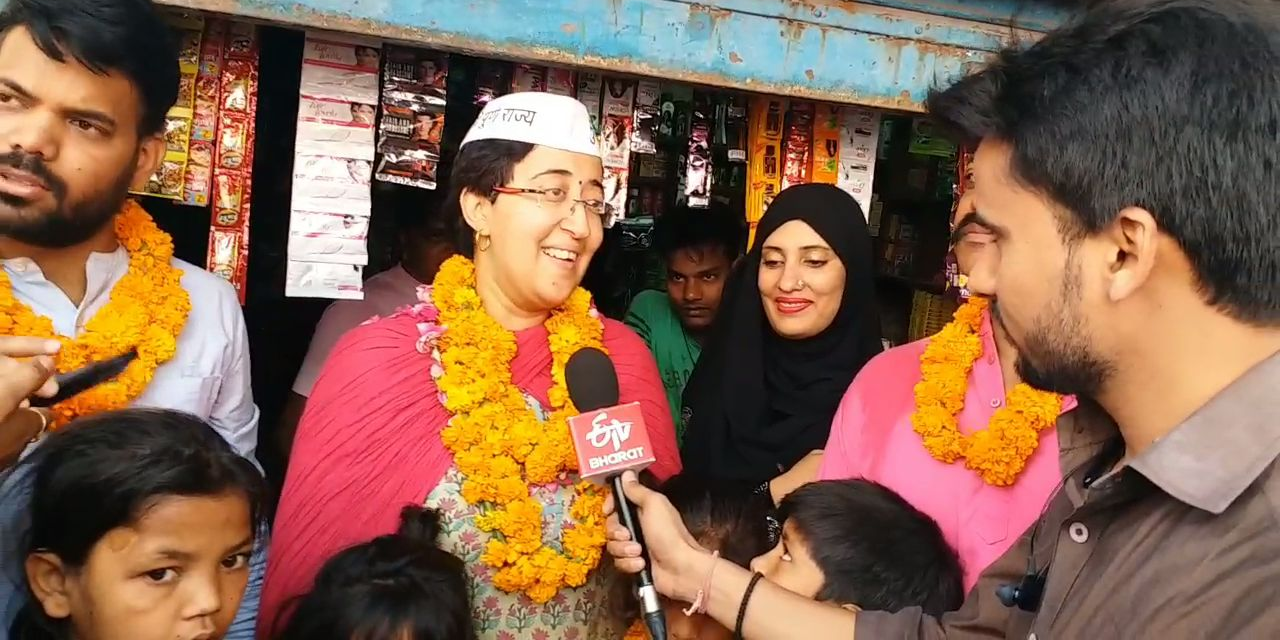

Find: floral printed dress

[425,396,627,640]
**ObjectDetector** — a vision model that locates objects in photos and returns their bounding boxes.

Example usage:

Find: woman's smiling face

[757,220,847,339]
[462,144,606,319]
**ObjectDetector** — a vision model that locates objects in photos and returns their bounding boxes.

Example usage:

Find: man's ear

[1099,205,1160,303]
[130,135,166,191]
[25,552,73,620]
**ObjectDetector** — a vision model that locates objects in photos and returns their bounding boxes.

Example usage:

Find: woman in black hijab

[680,184,883,486]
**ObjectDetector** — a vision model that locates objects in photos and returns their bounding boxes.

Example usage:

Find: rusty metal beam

[159,0,1042,111]
[853,0,1066,32]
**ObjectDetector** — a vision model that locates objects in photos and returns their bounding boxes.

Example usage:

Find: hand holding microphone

[0,342,137,465]
[0,336,61,463]
[566,348,672,640]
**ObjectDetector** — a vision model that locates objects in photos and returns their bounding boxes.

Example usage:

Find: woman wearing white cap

[260,93,682,637]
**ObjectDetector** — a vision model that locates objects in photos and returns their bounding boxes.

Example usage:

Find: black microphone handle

[612,474,667,640]
[29,349,137,408]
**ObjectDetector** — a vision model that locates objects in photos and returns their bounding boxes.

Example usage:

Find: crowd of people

[0,0,1277,639]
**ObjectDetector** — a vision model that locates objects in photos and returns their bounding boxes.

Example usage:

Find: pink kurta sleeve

[818,372,870,481]
[603,319,682,482]
[259,314,453,635]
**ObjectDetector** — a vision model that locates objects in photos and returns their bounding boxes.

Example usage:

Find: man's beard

[0,151,133,249]
[992,266,1114,398]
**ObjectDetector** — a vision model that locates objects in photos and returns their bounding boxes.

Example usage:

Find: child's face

[27,492,255,640]
[663,598,733,640]
[750,521,825,600]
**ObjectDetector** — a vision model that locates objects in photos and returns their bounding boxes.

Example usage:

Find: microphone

[565,347,666,640]
[29,348,138,408]
[996,571,1045,612]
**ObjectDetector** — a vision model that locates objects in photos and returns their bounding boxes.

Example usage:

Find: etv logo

[586,412,632,451]
[568,402,655,482]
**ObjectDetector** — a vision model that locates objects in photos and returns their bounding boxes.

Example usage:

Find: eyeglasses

[492,186,616,227]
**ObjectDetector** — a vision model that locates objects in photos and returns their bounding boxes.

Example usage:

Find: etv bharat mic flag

[568,401,656,482]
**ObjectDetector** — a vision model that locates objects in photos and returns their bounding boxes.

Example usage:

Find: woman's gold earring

[475,232,492,252]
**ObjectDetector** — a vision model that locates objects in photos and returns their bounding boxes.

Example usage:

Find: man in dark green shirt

[625,206,744,442]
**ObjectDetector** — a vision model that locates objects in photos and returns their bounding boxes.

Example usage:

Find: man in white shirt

[0,0,262,637]
[277,190,456,457]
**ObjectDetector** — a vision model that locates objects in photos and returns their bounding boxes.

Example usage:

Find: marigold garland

[0,200,190,427]
[911,297,1062,486]
[428,255,608,603]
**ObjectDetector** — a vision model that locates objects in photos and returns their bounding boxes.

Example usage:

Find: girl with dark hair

[272,506,473,640]
[2,409,265,640]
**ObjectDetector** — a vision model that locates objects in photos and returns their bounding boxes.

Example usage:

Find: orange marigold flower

[0,201,189,428]
[430,256,609,601]
[911,298,1062,486]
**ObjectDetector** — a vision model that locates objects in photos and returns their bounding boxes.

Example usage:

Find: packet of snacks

[781,102,813,190]
[601,78,635,219]
[684,96,712,208]
[134,12,203,200]
[375,46,449,190]
[181,19,225,206]
[746,96,786,247]
[205,19,259,302]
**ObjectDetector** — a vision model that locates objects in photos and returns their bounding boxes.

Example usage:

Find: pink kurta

[818,309,1074,591]
[259,309,680,635]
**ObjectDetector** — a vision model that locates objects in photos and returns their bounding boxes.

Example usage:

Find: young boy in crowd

[752,479,965,616]
[624,207,744,437]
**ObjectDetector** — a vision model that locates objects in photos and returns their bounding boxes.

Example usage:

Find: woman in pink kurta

[259,93,681,638]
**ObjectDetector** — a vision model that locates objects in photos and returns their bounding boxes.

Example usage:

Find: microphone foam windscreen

[565,347,620,412]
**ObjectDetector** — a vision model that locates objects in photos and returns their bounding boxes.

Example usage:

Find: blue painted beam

[167,0,1038,111]
[857,0,1068,32]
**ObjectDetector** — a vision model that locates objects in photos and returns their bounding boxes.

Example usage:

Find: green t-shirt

[624,290,701,443]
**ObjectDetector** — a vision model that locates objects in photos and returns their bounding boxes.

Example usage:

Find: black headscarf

[680,184,883,484]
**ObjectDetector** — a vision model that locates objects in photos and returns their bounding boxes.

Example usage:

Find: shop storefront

[168,0,1057,110]
[132,0,1064,475]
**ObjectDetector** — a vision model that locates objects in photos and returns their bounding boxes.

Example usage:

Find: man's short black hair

[653,205,745,264]
[0,0,179,136]
[927,0,1280,325]
[779,479,964,616]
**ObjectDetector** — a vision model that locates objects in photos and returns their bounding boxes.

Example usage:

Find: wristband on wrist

[733,571,765,640]
[682,550,719,616]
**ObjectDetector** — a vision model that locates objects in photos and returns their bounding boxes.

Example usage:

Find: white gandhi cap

[460,92,601,158]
